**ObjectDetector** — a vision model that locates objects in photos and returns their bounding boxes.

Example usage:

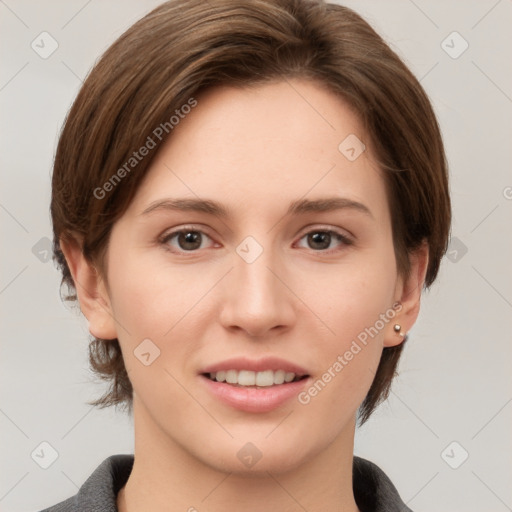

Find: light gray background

[1,1,511,511]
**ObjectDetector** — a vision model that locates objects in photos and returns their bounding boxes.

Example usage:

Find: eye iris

[308,232,331,250]
[179,231,201,250]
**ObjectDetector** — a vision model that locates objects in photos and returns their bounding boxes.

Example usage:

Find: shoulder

[36,454,134,512]
[353,456,413,512]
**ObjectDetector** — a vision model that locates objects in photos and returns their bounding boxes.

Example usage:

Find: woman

[41,0,451,510]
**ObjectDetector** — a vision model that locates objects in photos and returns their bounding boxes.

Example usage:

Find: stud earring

[393,324,405,337]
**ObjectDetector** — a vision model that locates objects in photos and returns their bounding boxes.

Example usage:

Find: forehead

[126,79,388,223]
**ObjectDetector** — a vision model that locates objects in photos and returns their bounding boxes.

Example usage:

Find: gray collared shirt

[38,454,413,512]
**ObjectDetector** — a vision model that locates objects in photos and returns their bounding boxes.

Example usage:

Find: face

[82,79,415,474]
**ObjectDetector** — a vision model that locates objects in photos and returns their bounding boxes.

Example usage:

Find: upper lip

[200,357,309,376]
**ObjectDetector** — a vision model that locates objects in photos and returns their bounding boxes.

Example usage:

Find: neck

[117,397,360,512]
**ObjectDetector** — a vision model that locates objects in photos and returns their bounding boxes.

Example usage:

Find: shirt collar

[64,454,412,512]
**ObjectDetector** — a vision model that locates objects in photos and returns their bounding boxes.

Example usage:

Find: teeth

[274,369,285,385]
[208,370,300,387]
[239,370,256,386]
[256,370,275,386]
[226,369,238,384]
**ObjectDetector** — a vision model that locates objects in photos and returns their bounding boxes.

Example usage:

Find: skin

[62,78,428,512]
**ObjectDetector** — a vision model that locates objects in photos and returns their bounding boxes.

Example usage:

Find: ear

[59,234,117,340]
[384,241,429,348]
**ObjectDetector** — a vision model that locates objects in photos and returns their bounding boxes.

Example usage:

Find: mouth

[201,369,309,388]
[198,357,311,412]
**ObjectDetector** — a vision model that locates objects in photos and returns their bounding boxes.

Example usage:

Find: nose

[219,243,297,338]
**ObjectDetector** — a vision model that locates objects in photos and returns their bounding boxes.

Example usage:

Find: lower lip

[199,375,310,413]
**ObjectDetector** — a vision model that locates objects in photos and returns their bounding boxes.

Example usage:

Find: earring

[393,324,405,337]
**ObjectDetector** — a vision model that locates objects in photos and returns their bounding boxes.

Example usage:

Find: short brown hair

[51,0,451,425]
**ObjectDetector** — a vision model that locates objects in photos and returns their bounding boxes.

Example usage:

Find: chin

[192,435,313,477]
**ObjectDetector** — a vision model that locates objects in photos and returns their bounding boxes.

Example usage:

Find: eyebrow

[140,196,373,219]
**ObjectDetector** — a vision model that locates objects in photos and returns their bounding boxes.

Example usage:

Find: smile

[204,369,307,387]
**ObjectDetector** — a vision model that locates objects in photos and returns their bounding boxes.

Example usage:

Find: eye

[160,227,216,253]
[295,229,353,253]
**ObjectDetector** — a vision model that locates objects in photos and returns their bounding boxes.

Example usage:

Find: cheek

[105,250,217,385]
[107,248,199,337]
[307,248,397,345]
[299,248,397,402]
[105,258,200,403]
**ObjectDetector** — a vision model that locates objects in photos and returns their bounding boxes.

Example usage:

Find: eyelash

[159,225,353,255]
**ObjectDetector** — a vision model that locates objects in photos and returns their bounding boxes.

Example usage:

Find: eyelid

[295,223,354,241]
[159,223,212,235]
